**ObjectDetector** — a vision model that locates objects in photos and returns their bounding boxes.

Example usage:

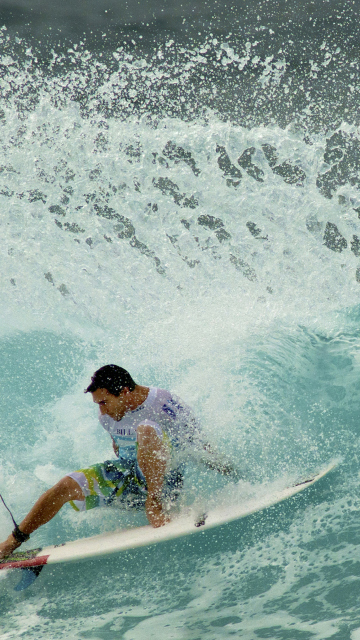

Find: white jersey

[99,387,201,453]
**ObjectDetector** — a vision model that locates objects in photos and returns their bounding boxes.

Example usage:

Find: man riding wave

[0,365,237,560]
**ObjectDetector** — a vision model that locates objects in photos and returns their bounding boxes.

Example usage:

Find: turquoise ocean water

[1,1,360,637]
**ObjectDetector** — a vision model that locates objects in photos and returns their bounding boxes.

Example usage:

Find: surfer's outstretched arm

[200,443,242,480]
[0,476,84,559]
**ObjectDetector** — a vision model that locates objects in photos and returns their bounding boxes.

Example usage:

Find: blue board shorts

[67,448,183,512]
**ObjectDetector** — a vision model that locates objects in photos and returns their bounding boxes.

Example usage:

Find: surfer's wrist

[147,492,162,505]
[145,493,167,527]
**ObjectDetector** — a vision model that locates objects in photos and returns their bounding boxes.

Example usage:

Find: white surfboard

[0,462,336,577]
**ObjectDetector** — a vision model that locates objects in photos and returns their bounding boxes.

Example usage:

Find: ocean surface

[1,1,360,637]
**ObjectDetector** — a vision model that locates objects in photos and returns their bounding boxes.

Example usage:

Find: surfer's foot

[0,534,22,560]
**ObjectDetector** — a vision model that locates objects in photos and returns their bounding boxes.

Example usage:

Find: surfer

[0,364,235,560]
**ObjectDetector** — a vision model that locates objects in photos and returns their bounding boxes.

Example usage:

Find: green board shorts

[67,448,184,512]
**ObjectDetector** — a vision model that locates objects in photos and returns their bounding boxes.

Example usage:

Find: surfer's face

[91,387,131,421]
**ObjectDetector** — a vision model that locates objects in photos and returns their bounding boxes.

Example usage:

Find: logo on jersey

[116,428,134,436]
[162,399,184,420]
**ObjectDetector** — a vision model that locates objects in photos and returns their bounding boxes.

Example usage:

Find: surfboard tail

[0,553,49,571]
[0,551,49,591]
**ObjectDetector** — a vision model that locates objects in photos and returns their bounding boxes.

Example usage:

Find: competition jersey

[99,387,201,454]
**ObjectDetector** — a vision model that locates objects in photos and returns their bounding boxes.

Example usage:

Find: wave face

[2,5,360,638]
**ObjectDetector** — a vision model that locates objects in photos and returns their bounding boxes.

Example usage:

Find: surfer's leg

[0,476,84,559]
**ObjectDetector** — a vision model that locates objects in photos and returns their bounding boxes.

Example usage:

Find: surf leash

[0,491,43,592]
[0,492,30,543]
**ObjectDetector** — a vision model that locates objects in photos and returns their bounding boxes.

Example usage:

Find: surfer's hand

[201,457,242,481]
[0,533,22,560]
[218,463,242,481]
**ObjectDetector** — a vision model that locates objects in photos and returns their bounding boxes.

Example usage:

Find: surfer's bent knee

[53,476,85,503]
